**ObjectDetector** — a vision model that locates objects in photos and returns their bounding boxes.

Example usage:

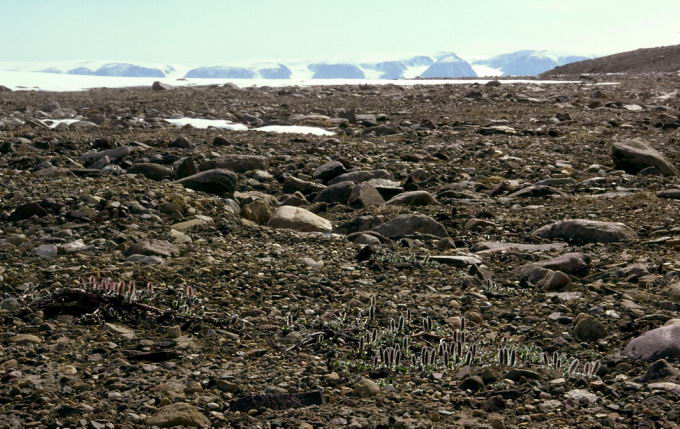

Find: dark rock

[230,391,325,412]
[170,136,193,149]
[348,183,385,209]
[335,215,383,235]
[642,359,678,382]
[151,81,173,90]
[365,124,399,136]
[313,161,346,184]
[612,139,678,176]
[8,202,48,222]
[176,169,238,196]
[176,157,198,179]
[657,189,680,199]
[573,316,606,342]
[429,255,482,267]
[313,181,355,205]
[460,376,485,392]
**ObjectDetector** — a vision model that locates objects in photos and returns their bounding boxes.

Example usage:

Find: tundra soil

[2,75,680,428]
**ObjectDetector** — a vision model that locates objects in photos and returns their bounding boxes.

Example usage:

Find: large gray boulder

[624,325,680,361]
[267,206,332,233]
[372,214,448,238]
[328,169,393,186]
[176,169,237,196]
[534,219,637,244]
[612,139,678,176]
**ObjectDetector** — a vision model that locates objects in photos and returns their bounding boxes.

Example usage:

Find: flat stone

[657,189,680,199]
[328,169,393,186]
[201,154,269,173]
[127,163,174,181]
[10,334,42,345]
[472,241,567,254]
[648,382,680,394]
[282,175,326,195]
[171,216,214,232]
[124,239,175,257]
[372,214,448,238]
[385,191,438,206]
[104,323,135,340]
[534,219,637,244]
[33,244,58,258]
[126,254,165,265]
[429,255,482,267]
[79,146,131,165]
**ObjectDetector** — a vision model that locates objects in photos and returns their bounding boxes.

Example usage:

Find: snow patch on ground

[39,119,81,129]
[164,118,248,131]
[164,118,334,136]
[254,125,335,136]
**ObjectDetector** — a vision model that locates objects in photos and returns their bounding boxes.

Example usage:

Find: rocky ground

[1,75,680,428]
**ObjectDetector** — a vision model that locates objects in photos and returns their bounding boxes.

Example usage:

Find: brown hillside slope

[542,44,680,76]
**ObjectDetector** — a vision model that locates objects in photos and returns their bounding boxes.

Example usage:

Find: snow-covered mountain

[473,50,590,76]
[420,53,476,78]
[0,51,590,81]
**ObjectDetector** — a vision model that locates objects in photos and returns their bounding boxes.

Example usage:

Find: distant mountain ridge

[0,50,591,80]
[541,44,680,76]
[474,50,590,76]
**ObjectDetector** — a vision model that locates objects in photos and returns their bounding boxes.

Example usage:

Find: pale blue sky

[3,0,679,63]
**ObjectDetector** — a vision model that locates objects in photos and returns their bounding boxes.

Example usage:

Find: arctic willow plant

[322,296,600,379]
[79,276,198,313]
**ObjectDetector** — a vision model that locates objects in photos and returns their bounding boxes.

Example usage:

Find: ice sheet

[0,69,587,92]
